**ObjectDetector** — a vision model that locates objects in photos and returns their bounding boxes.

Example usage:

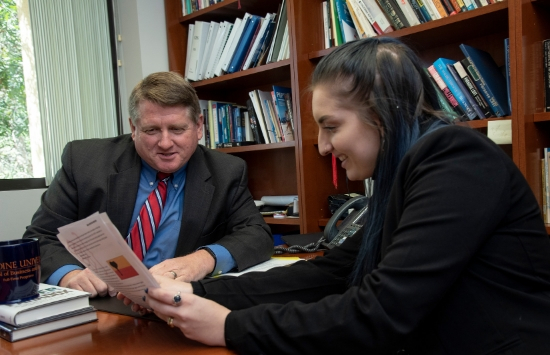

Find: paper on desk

[217,257,301,277]
[57,212,159,307]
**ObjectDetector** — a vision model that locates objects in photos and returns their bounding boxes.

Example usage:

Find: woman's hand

[145,285,230,347]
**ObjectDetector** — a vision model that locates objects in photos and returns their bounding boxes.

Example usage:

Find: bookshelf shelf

[456,117,512,129]
[264,216,301,225]
[534,112,550,122]
[218,141,295,154]
[179,0,280,24]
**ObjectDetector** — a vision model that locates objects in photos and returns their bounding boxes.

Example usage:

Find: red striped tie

[127,172,171,260]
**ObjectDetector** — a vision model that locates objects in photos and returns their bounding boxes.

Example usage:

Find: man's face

[129,100,203,173]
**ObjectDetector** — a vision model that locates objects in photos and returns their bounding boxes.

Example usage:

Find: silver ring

[167,316,174,328]
[173,291,181,306]
[169,270,177,279]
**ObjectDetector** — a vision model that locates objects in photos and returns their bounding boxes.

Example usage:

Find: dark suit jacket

[193,126,550,354]
[23,135,273,281]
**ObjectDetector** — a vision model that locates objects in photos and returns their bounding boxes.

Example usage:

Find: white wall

[0,0,168,240]
[0,189,46,241]
[115,0,169,134]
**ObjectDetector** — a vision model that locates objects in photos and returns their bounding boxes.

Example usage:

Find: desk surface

[0,251,323,354]
[0,311,236,355]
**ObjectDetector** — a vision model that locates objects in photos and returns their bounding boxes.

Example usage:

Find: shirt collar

[141,160,187,190]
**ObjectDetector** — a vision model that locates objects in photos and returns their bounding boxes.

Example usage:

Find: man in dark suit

[22,72,272,297]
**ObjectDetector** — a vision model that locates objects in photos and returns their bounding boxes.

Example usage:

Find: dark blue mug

[0,239,41,304]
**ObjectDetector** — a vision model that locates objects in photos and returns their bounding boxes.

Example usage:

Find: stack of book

[180,0,223,16]
[426,43,511,120]
[322,0,501,49]
[184,0,289,81]
[0,284,97,342]
[198,85,295,149]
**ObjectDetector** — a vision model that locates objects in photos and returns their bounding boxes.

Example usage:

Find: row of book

[322,0,503,48]
[198,85,295,149]
[427,43,511,120]
[0,284,96,342]
[185,0,289,81]
[181,0,221,16]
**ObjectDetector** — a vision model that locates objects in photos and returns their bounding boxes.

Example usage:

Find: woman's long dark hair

[310,37,453,285]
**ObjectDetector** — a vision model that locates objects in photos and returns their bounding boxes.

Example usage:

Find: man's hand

[59,268,116,298]
[149,250,215,282]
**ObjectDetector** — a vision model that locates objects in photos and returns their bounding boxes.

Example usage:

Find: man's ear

[129,118,136,139]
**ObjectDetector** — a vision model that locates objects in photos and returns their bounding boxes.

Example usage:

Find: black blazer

[194,126,550,354]
[23,135,273,281]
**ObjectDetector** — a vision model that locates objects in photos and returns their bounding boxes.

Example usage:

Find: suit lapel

[175,147,215,256]
[106,138,141,236]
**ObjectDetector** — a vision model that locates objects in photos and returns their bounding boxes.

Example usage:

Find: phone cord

[273,237,327,255]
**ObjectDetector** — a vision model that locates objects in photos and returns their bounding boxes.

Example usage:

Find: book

[0,307,97,342]
[330,0,344,46]
[197,21,219,80]
[186,21,210,81]
[447,63,485,119]
[408,0,429,23]
[394,0,421,26]
[504,38,512,113]
[425,68,461,118]
[426,65,466,119]
[355,0,394,34]
[459,44,511,117]
[429,0,449,18]
[0,284,91,327]
[322,1,333,47]
[205,21,232,79]
[272,85,295,142]
[334,0,360,43]
[227,15,261,74]
[220,13,252,74]
[376,0,409,29]
[242,13,274,70]
[257,89,281,142]
[433,58,477,120]
[543,39,549,112]
[199,99,209,147]
[184,23,195,79]
[453,60,492,118]
[248,90,271,143]
[214,17,243,77]
[246,98,266,144]
[544,148,550,224]
[267,0,288,63]
[251,14,277,68]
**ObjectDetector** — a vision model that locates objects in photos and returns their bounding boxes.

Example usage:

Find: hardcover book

[427,65,466,119]
[227,15,261,74]
[272,86,295,142]
[375,0,409,29]
[246,98,266,144]
[355,0,394,34]
[242,13,274,70]
[335,0,360,42]
[447,63,487,119]
[0,284,91,327]
[249,90,272,143]
[459,44,511,117]
[433,58,477,119]
[453,60,492,118]
[543,39,549,112]
[267,0,288,63]
[0,307,97,342]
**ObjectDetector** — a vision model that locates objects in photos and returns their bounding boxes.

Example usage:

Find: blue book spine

[415,0,432,22]
[334,0,358,42]
[433,58,477,120]
[447,64,485,119]
[227,15,260,74]
[459,44,511,117]
[504,38,512,113]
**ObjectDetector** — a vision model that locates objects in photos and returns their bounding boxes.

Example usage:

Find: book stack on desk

[0,283,97,342]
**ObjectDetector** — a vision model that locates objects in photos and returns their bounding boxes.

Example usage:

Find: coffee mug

[0,239,41,304]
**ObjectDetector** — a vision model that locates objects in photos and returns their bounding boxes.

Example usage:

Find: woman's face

[313,85,381,181]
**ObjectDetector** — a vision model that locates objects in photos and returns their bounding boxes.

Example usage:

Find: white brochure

[57,212,159,307]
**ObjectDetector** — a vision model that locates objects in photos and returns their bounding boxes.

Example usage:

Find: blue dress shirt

[46,160,236,285]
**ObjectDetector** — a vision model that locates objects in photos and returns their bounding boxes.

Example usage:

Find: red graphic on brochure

[107,256,139,280]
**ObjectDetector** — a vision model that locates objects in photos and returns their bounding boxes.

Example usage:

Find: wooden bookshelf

[165,0,550,234]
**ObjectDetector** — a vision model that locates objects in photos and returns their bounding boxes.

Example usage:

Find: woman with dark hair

[125,37,550,354]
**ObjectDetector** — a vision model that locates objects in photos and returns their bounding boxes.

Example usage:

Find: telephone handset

[273,195,369,254]
[323,195,368,249]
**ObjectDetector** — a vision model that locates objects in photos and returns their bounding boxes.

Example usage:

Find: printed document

[57,212,158,307]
